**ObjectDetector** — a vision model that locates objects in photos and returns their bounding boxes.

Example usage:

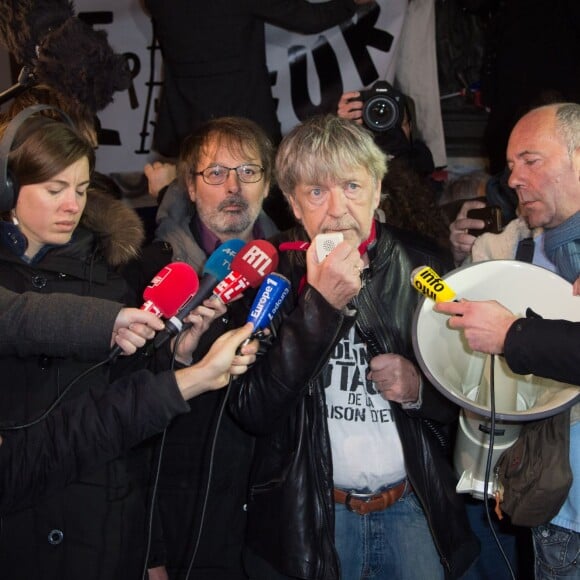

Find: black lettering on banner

[285,3,394,124]
[351,366,366,393]
[333,336,354,360]
[327,404,393,423]
[124,52,141,110]
[288,38,342,122]
[343,4,394,86]
[365,375,377,396]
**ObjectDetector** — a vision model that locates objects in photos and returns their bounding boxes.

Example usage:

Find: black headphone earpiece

[0,104,75,213]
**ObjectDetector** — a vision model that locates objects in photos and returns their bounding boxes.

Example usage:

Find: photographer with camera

[338,81,435,177]
[338,81,451,257]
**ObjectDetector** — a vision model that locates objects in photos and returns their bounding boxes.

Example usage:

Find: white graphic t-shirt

[325,326,406,491]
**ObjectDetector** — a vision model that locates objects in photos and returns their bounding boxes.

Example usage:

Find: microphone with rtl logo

[213,240,279,305]
[109,262,199,360]
[153,239,245,349]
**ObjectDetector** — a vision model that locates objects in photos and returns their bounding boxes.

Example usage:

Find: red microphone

[109,262,199,360]
[213,240,278,304]
[141,262,199,316]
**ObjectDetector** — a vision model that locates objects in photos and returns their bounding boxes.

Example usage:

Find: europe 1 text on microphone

[247,273,291,337]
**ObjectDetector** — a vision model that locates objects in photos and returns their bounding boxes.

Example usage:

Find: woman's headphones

[0,104,75,213]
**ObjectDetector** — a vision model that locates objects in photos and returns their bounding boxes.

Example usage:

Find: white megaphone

[412,260,580,499]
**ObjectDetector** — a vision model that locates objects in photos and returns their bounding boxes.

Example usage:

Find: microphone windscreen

[247,273,291,332]
[411,266,456,303]
[143,262,199,317]
[203,238,245,281]
[230,240,279,288]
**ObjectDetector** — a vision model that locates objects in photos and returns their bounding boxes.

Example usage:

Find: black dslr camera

[358,80,405,133]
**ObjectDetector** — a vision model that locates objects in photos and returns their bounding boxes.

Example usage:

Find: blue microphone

[247,273,291,336]
[154,239,245,349]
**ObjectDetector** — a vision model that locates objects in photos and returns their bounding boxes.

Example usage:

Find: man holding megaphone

[438,102,580,580]
[435,299,580,382]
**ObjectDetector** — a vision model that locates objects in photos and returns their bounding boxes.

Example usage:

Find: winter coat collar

[79,188,144,267]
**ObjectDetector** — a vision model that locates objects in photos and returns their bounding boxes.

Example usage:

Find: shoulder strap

[515,237,534,263]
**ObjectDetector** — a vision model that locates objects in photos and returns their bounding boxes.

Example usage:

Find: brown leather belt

[333,480,411,515]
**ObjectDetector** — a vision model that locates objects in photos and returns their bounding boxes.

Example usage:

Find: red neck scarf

[279,220,377,294]
[279,219,377,256]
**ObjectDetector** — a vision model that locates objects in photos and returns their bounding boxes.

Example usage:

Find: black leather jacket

[229,224,479,579]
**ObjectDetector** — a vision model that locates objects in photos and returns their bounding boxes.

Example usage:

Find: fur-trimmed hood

[80,188,144,268]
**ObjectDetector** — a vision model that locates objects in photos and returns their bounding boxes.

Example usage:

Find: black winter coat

[504,317,580,387]
[229,224,480,579]
[0,192,149,579]
[0,370,189,515]
[145,0,361,156]
[0,286,121,359]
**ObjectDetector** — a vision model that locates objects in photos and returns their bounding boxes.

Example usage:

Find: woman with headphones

[0,106,155,579]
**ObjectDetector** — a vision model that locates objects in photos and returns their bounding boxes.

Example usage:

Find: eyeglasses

[193,164,264,185]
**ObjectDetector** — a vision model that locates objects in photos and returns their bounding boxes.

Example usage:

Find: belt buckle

[344,491,374,513]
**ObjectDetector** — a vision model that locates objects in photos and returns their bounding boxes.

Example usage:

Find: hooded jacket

[0,190,149,579]
[229,223,480,579]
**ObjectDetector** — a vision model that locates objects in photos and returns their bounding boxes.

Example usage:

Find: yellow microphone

[411,266,456,302]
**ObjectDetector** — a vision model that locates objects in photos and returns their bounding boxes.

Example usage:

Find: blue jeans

[334,491,444,580]
[533,524,580,579]
[461,498,528,579]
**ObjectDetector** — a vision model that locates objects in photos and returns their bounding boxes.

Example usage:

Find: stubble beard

[199,199,260,236]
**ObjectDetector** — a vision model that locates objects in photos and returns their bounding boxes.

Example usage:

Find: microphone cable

[0,357,109,431]
[184,375,232,580]
[140,421,168,580]
[482,354,516,580]
[139,330,184,580]
[139,321,233,580]
[184,318,256,579]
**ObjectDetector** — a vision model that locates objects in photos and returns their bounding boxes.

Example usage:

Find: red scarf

[279,220,377,294]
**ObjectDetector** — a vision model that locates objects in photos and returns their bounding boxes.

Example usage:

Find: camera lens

[362,95,400,132]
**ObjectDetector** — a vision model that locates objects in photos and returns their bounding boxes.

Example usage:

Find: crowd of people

[0,1,578,578]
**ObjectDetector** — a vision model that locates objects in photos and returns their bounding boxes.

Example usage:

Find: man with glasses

[124,116,278,580]
[131,116,278,285]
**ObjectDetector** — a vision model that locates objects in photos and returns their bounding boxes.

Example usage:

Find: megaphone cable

[484,355,516,580]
